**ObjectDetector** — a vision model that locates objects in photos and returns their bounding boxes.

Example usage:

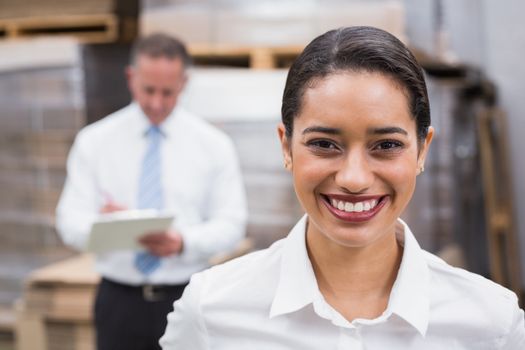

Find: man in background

[56,33,247,350]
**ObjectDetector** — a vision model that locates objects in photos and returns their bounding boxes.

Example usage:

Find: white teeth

[330,198,379,213]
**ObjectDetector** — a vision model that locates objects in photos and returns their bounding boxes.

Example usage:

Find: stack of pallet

[220,120,304,247]
[0,0,113,18]
[0,38,83,311]
[180,68,305,248]
[0,0,138,43]
[14,247,254,350]
[141,0,406,69]
[15,254,99,350]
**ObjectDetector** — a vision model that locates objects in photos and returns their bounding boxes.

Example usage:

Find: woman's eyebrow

[302,126,341,135]
[367,126,408,136]
[302,126,408,136]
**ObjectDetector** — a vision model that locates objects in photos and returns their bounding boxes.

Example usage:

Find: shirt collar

[132,102,180,138]
[270,215,320,318]
[269,216,430,337]
[387,219,430,336]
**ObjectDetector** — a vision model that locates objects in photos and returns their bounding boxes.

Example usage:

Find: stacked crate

[0,38,84,308]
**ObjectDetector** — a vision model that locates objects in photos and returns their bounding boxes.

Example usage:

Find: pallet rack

[188,44,304,69]
[0,14,118,44]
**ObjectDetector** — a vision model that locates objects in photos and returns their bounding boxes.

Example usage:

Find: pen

[101,190,114,205]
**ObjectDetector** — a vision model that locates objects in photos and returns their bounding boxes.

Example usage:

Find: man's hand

[138,229,183,257]
[100,196,127,214]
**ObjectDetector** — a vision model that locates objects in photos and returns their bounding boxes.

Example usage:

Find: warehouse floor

[0,332,14,350]
[0,307,14,350]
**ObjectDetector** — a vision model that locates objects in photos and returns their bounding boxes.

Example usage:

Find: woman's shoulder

[422,250,521,337]
[423,250,516,300]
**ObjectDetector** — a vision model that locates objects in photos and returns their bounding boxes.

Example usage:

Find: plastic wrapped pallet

[0,37,83,307]
[141,0,407,47]
[180,68,304,248]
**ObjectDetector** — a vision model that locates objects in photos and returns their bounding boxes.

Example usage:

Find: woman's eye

[375,140,404,151]
[309,140,337,150]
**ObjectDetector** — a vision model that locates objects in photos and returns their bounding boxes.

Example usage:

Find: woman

[160,26,524,349]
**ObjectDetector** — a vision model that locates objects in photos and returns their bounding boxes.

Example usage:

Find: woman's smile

[320,193,388,223]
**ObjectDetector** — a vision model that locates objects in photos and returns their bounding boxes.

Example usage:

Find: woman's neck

[306,225,403,321]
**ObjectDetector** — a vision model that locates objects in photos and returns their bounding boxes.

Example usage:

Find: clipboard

[86,210,175,253]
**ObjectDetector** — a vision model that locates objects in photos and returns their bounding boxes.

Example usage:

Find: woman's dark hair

[131,33,192,68]
[281,26,430,144]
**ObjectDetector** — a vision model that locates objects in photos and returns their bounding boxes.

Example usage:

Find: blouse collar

[270,215,429,337]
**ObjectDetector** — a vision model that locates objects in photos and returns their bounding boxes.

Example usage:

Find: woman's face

[279,71,433,250]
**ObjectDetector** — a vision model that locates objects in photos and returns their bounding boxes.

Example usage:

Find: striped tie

[135,125,163,275]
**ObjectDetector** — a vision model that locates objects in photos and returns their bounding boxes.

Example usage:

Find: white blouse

[160,216,524,349]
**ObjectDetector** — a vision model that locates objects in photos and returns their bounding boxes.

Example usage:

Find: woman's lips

[321,194,387,223]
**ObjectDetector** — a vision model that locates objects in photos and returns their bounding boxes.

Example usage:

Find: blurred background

[0,0,523,349]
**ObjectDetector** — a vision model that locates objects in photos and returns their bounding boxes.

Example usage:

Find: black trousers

[94,278,188,350]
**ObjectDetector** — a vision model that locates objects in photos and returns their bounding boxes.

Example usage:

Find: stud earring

[419,166,425,173]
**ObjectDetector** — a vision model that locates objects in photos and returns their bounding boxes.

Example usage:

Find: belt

[102,278,188,302]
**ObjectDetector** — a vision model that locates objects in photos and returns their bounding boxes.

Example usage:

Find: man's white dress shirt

[56,103,247,285]
[160,216,525,349]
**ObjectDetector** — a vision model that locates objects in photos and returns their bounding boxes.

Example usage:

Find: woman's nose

[334,150,374,193]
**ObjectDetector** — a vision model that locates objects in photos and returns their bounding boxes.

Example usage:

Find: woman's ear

[417,126,434,175]
[277,123,292,171]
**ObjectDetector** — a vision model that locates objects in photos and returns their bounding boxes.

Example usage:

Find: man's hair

[130,33,192,68]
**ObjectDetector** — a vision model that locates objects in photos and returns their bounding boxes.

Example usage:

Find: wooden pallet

[0,306,15,333]
[477,108,523,301]
[0,14,118,44]
[15,242,254,349]
[15,254,98,350]
[188,44,304,69]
